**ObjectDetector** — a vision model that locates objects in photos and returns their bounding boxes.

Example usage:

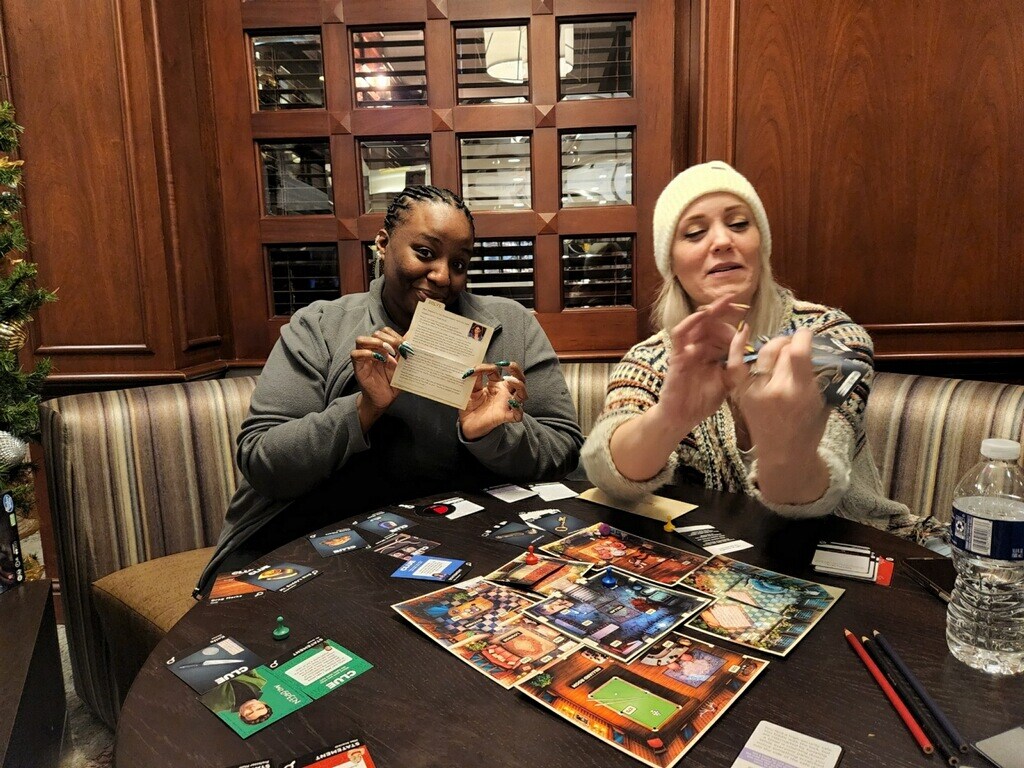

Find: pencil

[863,636,960,767]
[873,630,969,754]
[844,629,933,755]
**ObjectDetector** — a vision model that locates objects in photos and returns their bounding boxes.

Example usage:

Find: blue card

[391,555,470,582]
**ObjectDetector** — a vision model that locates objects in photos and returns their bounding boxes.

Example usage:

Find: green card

[198,667,312,738]
[268,637,372,699]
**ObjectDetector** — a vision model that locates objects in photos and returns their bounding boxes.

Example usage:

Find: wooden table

[115,483,1024,767]
[0,580,66,768]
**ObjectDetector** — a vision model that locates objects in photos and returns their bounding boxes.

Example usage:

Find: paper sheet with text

[391,299,493,409]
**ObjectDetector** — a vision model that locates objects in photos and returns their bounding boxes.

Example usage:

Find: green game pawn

[273,615,290,641]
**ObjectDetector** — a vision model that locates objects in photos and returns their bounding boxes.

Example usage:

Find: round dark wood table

[115,482,1024,767]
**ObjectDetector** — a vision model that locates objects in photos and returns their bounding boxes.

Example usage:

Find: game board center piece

[525,545,539,565]
[601,566,617,588]
[273,615,290,640]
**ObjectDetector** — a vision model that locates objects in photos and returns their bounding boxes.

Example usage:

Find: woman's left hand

[725,327,831,502]
[459,361,527,441]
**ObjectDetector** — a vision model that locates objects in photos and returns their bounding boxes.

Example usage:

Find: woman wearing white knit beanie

[581,161,938,537]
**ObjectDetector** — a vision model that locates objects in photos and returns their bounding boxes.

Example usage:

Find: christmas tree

[0,100,56,535]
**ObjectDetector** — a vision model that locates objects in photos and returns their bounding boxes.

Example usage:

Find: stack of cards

[674,524,752,555]
[812,541,893,586]
[743,332,870,406]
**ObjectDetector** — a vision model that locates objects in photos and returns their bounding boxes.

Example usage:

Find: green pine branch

[0,259,57,322]
[0,101,23,153]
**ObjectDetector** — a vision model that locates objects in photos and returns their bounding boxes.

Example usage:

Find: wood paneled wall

[0,0,228,390]
[694,0,1024,367]
[0,0,1020,388]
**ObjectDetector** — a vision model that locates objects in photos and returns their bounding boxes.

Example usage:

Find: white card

[811,548,874,576]
[484,484,537,503]
[731,721,842,768]
[529,482,578,501]
[434,496,485,520]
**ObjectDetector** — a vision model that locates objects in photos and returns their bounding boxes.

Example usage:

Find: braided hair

[382,185,475,237]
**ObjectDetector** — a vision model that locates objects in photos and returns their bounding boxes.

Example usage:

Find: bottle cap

[981,438,1021,461]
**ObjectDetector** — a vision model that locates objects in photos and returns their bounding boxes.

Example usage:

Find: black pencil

[873,630,969,754]
[862,636,960,767]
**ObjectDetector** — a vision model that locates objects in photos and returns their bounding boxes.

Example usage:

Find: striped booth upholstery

[40,377,257,728]
[562,364,1024,523]
[866,373,1024,523]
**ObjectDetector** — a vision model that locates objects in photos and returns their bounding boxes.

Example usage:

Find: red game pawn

[525,545,539,565]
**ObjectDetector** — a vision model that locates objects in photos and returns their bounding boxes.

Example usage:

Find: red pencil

[844,629,934,755]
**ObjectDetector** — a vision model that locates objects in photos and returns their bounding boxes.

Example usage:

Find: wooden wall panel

[706,0,1024,360]
[150,0,227,355]
[0,0,229,384]
[4,0,161,356]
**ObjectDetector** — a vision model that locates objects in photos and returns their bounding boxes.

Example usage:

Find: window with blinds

[252,32,325,110]
[352,29,427,108]
[562,236,634,308]
[360,138,431,213]
[469,239,535,308]
[460,136,532,211]
[229,0,673,355]
[267,244,340,316]
[259,141,332,216]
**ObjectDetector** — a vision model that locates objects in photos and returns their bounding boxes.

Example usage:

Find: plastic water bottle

[946,438,1024,675]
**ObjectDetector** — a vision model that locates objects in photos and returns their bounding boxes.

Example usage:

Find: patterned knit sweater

[581,291,913,528]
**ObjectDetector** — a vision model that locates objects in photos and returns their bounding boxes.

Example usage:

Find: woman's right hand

[608,295,745,482]
[654,295,748,436]
[351,327,403,430]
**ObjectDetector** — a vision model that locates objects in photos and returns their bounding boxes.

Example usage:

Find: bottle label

[950,508,1024,560]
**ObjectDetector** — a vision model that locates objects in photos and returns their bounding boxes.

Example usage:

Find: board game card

[542,523,708,586]
[524,567,710,662]
[447,613,580,688]
[166,634,264,694]
[516,631,768,768]
[267,637,372,700]
[391,555,470,582]
[529,481,578,501]
[392,577,538,647]
[482,520,555,548]
[674,524,752,555]
[681,555,843,656]
[484,483,537,503]
[308,527,369,557]
[284,738,377,768]
[731,721,842,768]
[223,760,272,768]
[208,570,268,604]
[199,665,313,739]
[236,562,320,593]
[436,496,485,520]
[353,509,416,536]
[742,333,869,406]
[485,552,592,596]
[370,532,441,560]
[521,509,590,537]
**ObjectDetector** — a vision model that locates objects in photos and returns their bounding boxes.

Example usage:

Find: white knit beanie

[652,161,771,279]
